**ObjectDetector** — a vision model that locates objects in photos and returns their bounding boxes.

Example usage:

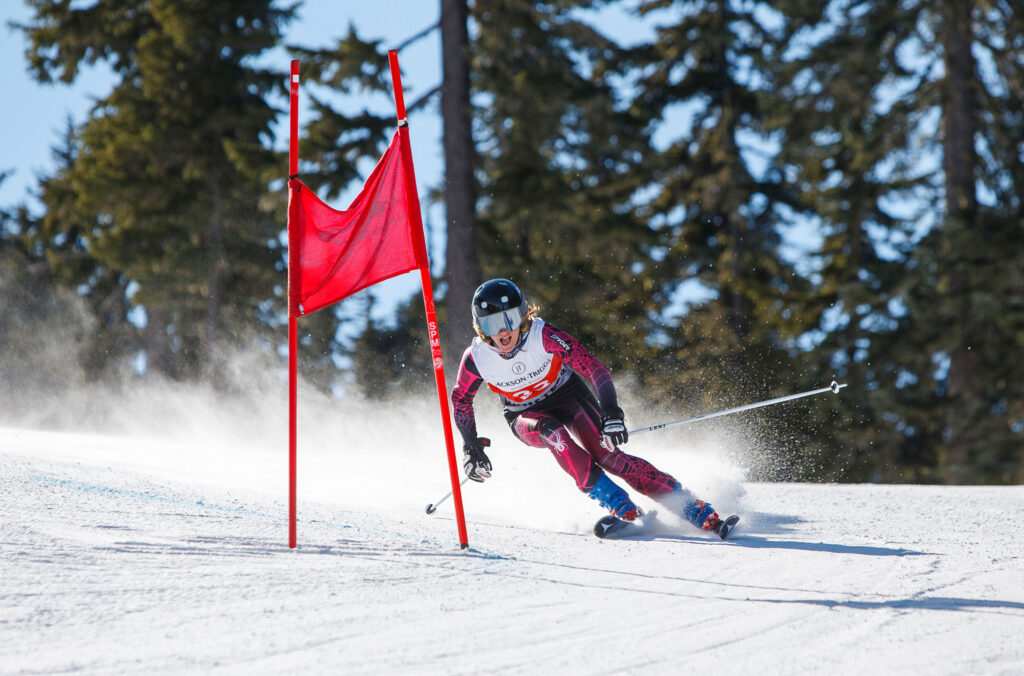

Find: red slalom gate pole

[388,50,470,549]
[287,60,300,549]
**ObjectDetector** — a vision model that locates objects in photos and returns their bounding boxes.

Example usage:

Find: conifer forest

[2,1,1022,484]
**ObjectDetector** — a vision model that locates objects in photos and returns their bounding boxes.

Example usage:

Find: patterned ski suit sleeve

[451,346,484,445]
[542,324,619,414]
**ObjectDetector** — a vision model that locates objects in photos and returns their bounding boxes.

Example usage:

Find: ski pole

[425,476,470,515]
[426,437,489,514]
[629,380,848,436]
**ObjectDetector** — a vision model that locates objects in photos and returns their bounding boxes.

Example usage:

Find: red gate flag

[287,54,469,550]
[287,131,421,317]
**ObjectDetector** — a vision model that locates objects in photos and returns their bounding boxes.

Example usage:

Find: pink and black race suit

[451,318,678,498]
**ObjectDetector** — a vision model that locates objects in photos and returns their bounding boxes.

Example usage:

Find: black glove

[601,407,628,447]
[463,437,492,482]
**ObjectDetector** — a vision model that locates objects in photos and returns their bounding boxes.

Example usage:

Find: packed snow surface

[2,421,1023,675]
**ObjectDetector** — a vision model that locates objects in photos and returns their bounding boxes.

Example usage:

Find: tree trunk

[145,307,173,378]
[939,1,980,482]
[205,174,225,383]
[440,0,480,367]
[941,2,978,219]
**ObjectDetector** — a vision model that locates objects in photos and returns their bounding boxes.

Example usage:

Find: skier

[451,278,737,538]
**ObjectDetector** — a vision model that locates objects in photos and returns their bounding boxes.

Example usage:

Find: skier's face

[493,327,521,353]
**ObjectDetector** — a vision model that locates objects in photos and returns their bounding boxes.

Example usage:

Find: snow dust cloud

[0,299,771,534]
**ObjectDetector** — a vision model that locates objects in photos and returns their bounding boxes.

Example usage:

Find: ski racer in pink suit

[451,278,729,534]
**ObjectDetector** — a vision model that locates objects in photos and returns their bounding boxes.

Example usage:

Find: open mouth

[496,333,516,350]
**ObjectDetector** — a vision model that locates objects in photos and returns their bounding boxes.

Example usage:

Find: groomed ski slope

[2,423,1022,675]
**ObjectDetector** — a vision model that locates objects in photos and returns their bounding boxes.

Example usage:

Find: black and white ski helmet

[472,279,526,336]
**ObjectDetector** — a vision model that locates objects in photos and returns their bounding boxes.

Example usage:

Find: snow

[2,416,1023,675]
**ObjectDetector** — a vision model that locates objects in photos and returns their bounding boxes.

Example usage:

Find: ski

[593,512,741,540]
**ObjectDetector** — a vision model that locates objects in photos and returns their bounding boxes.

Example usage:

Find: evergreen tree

[1,171,102,420]
[771,1,929,481]
[626,1,813,448]
[471,0,659,370]
[776,0,1024,483]
[13,120,138,379]
[16,0,295,383]
[905,1,1024,483]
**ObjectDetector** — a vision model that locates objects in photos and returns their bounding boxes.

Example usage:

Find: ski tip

[593,515,619,539]
[718,515,740,540]
[594,513,653,539]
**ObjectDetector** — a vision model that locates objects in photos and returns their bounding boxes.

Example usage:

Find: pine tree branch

[407,84,441,114]
[390,20,439,54]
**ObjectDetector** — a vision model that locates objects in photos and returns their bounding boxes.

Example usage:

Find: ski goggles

[477,308,524,336]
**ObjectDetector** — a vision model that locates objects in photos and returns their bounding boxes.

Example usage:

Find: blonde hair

[475,303,541,345]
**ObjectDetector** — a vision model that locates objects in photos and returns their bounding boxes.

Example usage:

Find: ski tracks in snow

[2,429,1024,674]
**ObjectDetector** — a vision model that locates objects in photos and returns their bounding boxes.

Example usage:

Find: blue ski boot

[660,482,739,538]
[585,474,641,521]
